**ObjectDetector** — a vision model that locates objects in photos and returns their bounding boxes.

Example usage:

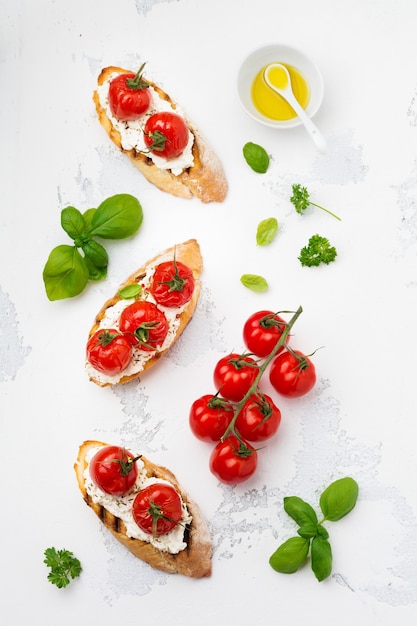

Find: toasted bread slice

[93,66,228,203]
[74,440,212,578]
[85,239,202,387]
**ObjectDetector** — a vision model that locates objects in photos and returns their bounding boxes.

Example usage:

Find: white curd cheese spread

[84,446,192,554]
[97,73,195,175]
[85,266,187,385]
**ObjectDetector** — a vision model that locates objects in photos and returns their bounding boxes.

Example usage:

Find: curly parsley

[298,234,337,267]
[44,547,82,588]
[290,184,341,221]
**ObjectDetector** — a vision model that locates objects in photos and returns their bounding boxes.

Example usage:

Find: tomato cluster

[188,309,317,485]
[89,446,183,536]
[86,260,194,376]
[108,67,189,159]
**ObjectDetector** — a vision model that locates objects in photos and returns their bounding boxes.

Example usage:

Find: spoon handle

[285,92,327,153]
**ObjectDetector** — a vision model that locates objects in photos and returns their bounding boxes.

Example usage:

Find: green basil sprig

[43,194,143,301]
[242,142,270,173]
[240,273,269,292]
[269,477,359,582]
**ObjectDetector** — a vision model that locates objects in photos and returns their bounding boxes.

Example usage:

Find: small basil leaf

[61,207,86,241]
[256,217,278,246]
[43,245,89,300]
[284,496,318,526]
[84,256,108,281]
[118,284,142,299]
[82,208,97,231]
[311,536,332,582]
[89,194,143,239]
[320,477,359,522]
[240,273,269,292]
[316,524,329,540]
[243,142,270,173]
[269,537,309,574]
[297,523,318,539]
[82,240,109,269]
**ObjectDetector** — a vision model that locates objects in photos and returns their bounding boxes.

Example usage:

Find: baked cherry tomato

[119,301,169,351]
[132,483,183,536]
[213,353,259,402]
[86,329,132,375]
[269,349,316,398]
[150,259,195,307]
[89,445,139,496]
[144,111,189,159]
[236,392,281,442]
[189,394,234,442]
[108,64,151,121]
[209,435,258,484]
[243,310,289,358]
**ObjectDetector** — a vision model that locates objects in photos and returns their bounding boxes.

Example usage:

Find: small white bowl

[237,44,324,129]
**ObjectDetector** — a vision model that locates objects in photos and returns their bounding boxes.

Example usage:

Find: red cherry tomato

[243,310,289,358]
[150,260,195,307]
[144,111,189,159]
[269,349,316,398]
[108,66,151,121]
[132,483,183,536]
[189,394,234,442]
[119,301,169,351]
[89,445,139,496]
[86,329,132,375]
[209,435,258,484]
[236,392,281,442]
[213,353,259,402]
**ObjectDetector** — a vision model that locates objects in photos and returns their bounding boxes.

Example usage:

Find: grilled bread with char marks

[74,440,212,578]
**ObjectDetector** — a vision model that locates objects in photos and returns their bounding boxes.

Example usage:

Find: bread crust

[74,440,212,578]
[94,66,228,203]
[86,239,202,387]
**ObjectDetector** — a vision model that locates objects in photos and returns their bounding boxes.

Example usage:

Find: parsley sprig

[44,547,82,588]
[290,183,341,221]
[298,234,337,267]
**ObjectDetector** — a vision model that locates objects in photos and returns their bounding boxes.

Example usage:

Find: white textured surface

[1,0,417,623]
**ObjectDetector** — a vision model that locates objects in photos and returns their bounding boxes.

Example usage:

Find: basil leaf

[311,536,332,582]
[284,496,318,526]
[118,284,142,299]
[316,524,329,540]
[269,537,309,574]
[89,194,143,239]
[61,207,86,241]
[82,240,109,269]
[320,477,359,522]
[240,273,269,292]
[297,523,318,539]
[256,217,278,246]
[85,256,108,281]
[243,142,270,173]
[82,208,97,231]
[43,245,89,301]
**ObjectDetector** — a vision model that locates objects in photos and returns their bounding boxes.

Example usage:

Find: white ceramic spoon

[263,63,327,153]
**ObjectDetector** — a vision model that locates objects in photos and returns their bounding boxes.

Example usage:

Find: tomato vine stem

[221,305,303,442]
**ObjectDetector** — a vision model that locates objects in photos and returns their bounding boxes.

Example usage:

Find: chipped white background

[1,0,417,624]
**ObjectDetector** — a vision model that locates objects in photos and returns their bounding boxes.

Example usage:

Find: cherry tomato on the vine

[89,446,139,496]
[269,349,316,398]
[86,329,132,375]
[144,111,189,159]
[189,394,234,442]
[209,435,258,484]
[150,260,195,307]
[243,310,289,358]
[236,392,281,442]
[108,65,151,121]
[213,353,259,402]
[119,301,169,351]
[132,483,183,536]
